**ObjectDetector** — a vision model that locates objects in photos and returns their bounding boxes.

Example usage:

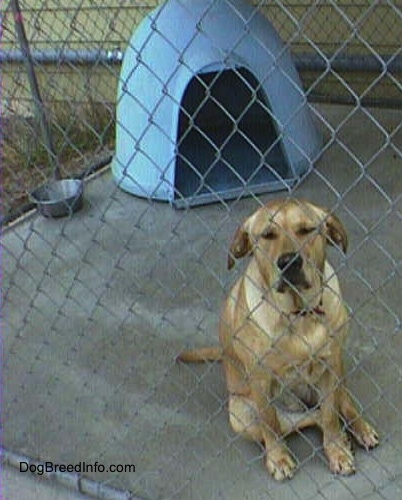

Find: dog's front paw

[325,440,355,476]
[350,419,379,450]
[266,446,298,481]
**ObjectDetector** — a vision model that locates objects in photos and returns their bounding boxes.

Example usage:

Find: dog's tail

[176,346,222,363]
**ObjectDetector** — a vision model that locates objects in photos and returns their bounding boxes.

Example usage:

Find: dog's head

[228,198,347,298]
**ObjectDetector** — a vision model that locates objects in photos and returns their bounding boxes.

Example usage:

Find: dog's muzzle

[276,252,311,292]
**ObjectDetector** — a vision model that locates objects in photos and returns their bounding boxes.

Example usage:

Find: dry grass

[2,100,115,218]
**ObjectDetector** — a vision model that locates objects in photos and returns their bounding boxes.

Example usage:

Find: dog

[178,198,379,480]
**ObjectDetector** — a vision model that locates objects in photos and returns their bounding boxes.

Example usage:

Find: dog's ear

[324,213,348,253]
[305,201,348,253]
[227,225,252,270]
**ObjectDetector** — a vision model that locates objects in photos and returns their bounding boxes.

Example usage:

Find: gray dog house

[112,0,321,208]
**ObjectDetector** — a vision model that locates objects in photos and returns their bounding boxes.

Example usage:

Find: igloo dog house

[112,0,321,208]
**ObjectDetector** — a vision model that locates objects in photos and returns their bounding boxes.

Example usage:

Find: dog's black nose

[277,252,302,271]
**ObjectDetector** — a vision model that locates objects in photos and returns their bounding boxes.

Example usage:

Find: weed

[2,99,115,217]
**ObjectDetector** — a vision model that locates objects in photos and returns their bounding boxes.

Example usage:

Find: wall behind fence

[2,1,401,104]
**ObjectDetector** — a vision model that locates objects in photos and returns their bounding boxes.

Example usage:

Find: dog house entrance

[175,67,289,204]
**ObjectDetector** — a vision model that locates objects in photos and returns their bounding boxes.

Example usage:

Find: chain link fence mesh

[2,1,402,499]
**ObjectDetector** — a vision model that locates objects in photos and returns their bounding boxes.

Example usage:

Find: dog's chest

[269,317,333,378]
[242,274,337,377]
[269,319,333,408]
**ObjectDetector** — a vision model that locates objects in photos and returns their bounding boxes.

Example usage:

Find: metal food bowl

[30,179,84,218]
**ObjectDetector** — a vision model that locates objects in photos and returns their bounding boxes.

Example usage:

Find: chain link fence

[2,1,402,499]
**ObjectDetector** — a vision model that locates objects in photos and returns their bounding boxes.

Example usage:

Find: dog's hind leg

[228,395,264,441]
[338,386,379,450]
[228,391,298,481]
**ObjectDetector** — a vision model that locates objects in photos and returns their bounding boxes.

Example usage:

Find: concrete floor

[2,466,92,500]
[2,104,402,500]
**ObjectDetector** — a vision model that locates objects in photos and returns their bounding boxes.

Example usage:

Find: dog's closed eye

[297,226,316,236]
[261,229,278,240]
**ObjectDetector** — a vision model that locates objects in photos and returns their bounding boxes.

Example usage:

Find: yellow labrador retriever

[178,198,379,480]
